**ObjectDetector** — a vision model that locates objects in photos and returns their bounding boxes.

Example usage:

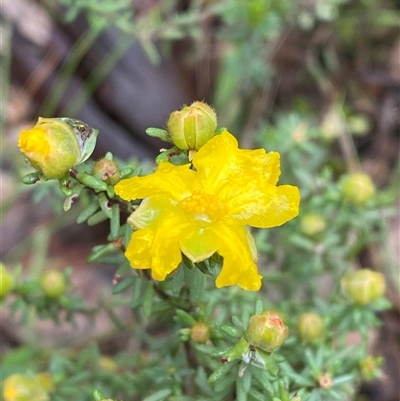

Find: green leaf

[143,284,154,317]
[112,276,134,294]
[92,389,105,400]
[77,201,100,224]
[142,389,172,401]
[87,210,109,226]
[175,309,197,326]
[109,204,120,239]
[208,360,238,383]
[145,127,170,142]
[184,265,205,304]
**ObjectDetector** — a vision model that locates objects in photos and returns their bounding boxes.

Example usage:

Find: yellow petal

[125,212,190,281]
[115,162,195,201]
[207,223,262,291]
[234,184,300,228]
[179,226,218,262]
[125,228,154,269]
[128,197,174,229]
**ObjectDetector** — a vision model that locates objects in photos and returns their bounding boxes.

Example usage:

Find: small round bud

[341,268,385,305]
[343,173,375,205]
[0,263,15,297]
[93,158,121,186]
[297,312,324,342]
[3,373,50,401]
[318,373,333,388]
[167,101,217,150]
[40,270,66,298]
[244,310,288,352]
[190,322,211,344]
[18,117,98,179]
[300,213,326,237]
[320,108,346,141]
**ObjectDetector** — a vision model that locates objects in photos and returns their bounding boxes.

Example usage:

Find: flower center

[180,190,226,227]
[18,127,51,156]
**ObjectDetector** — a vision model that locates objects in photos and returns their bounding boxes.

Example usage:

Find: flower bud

[18,117,98,179]
[297,312,324,342]
[244,310,288,352]
[93,158,121,186]
[167,101,217,150]
[343,173,375,205]
[360,356,382,381]
[190,322,211,344]
[300,213,326,237]
[3,373,50,401]
[0,263,15,297]
[40,269,66,298]
[341,268,385,305]
[318,373,333,388]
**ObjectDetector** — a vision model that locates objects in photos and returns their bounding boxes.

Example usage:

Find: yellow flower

[115,131,300,290]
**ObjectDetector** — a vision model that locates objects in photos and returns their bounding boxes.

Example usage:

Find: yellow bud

[167,101,217,150]
[190,322,211,344]
[297,312,324,342]
[244,310,288,352]
[0,263,15,297]
[40,270,66,298]
[343,173,375,205]
[18,117,98,179]
[341,268,385,305]
[300,213,326,237]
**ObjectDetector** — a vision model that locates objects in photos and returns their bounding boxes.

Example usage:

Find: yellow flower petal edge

[115,130,300,290]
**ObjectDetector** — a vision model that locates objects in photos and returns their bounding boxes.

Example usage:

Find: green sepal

[145,127,171,142]
[60,117,99,164]
[22,171,42,184]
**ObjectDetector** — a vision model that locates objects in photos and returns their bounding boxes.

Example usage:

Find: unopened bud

[298,312,324,342]
[343,173,375,205]
[300,213,326,237]
[40,270,66,298]
[190,322,211,344]
[244,310,288,352]
[93,157,121,186]
[318,373,333,388]
[341,268,385,305]
[167,101,217,150]
[18,117,98,179]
